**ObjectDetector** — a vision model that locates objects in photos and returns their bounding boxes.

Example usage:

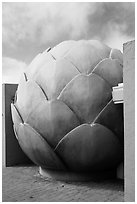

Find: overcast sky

[2,2,135,83]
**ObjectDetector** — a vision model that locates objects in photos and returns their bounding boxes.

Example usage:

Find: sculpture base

[39,167,116,182]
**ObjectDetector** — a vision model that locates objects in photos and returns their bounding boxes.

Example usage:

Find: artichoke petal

[35,58,80,100]
[55,123,122,172]
[11,103,23,124]
[88,40,111,56]
[11,103,23,140]
[16,76,47,121]
[26,51,54,79]
[64,41,111,74]
[49,40,76,59]
[94,100,124,144]
[110,48,123,65]
[58,73,112,123]
[92,58,123,87]
[14,123,67,170]
[26,99,80,148]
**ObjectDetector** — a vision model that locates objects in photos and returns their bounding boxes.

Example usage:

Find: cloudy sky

[2,2,135,83]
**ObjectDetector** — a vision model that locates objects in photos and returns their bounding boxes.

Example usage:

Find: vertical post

[2,84,6,166]
[123,40,135,201]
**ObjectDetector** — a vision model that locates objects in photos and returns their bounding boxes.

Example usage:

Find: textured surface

[2,166,124,202]
[11,40,124,172]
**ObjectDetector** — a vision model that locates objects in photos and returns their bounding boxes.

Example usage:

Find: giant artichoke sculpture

[11,40,124,177]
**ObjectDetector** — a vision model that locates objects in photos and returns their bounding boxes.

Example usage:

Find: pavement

[2,165,124,202]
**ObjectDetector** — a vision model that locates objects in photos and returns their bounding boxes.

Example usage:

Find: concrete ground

[2,165,124,202]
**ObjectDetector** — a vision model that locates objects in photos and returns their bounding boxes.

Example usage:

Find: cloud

[2,3,95,46]
[3,2,134,45]
[104,23,133,51]
[2,2,135,78]
[87,2,135,39]
[2,57,27,83]
[2,2,98,62]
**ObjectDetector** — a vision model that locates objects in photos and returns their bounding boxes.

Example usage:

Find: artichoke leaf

[88,40,111,56]
[35,58,80,100]
[92,58,123,87]
[16,77,48,121]
[110,48,123,65]
[26,99,80,148]
[55,123,122,172]
[94,100,124,144]
[11,103,23,124]
[14,123,67,170]
[26,51,54,79]
[64,41,111,74]
[58,73,112,123]
[49,40,76,59]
